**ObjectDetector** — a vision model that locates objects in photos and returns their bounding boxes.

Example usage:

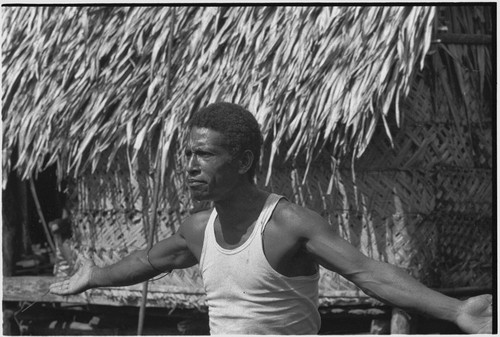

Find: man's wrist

[87,266,100,289]
[449,298,465,325]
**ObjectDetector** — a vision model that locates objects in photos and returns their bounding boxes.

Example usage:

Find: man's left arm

[288,204,492,333]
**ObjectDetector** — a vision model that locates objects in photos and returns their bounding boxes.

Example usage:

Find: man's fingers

[49,279,71,294]
[484,294,493,304]
[49,281,64,293]
[75,253,85,267]
[486,305,493,315]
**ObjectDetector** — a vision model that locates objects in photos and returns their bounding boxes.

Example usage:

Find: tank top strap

[206,207,218,231]
[258,193,285,234]
[200,207,218,267]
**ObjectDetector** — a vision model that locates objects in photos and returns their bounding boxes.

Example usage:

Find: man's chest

[208,219,317,277]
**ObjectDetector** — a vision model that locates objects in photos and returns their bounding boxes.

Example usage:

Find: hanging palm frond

[433,6,492,124]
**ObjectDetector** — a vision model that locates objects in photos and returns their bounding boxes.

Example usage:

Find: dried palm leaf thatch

[3,6,435,190]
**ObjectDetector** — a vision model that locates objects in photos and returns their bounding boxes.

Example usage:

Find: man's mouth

[187,179,205,188]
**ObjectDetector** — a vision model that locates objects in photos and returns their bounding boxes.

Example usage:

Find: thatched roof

[3,6,437,188]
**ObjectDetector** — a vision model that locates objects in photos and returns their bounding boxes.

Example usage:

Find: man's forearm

[353,261,461,323]
[89,250,159,288]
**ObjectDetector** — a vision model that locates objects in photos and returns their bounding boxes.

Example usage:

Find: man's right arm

[50,227,197,295]
[92,230,197,287]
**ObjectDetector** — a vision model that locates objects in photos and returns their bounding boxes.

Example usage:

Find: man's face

[185,127,241,202]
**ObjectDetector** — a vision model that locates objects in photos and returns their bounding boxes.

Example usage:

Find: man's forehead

[188,127,227,147]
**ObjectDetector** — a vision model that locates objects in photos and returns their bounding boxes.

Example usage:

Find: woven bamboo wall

[62,67,492,308]
[66,151,207,309]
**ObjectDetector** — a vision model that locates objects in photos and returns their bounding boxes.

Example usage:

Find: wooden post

[3,169,22,276]
[3,308,15,335]
[370,318,390,334]
[2,189,16,276]
[390,308,412,334]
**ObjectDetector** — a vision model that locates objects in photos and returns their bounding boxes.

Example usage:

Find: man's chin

[190,191,211,202]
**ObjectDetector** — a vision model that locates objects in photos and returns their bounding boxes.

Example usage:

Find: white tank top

[199,193,321,335]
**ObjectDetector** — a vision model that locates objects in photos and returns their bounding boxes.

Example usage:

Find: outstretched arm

[49,229,197,295]
[285,204,492,333]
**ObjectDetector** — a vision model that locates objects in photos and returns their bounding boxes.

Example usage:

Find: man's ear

[238,150,254,175]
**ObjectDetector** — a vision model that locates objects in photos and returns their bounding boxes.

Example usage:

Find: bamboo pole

[28,178,56,253]
[434,33,492,45]
[20,180,31,254]
[137,7,175,335]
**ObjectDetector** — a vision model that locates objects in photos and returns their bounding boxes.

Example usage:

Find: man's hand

[456,294,493,334]
[49,254,96,295]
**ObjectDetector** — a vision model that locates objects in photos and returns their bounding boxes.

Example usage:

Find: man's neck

[214,184,269,231]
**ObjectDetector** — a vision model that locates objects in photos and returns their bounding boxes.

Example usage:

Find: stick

[29,178,56,253]
[18,289,51,313]
[137,7,176,335]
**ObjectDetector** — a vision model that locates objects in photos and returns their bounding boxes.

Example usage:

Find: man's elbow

[348,261,398,297]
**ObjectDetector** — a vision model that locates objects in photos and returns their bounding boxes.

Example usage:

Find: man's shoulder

[272,197,325,233]
[180,208,213,237]
[274,197,319,220]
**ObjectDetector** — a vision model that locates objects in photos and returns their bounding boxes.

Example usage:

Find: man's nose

[187,155,200,175]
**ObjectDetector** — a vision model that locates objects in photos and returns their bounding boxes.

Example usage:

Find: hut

[3,5,493,334]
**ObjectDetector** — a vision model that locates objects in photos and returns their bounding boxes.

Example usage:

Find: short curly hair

[188,102,263,182]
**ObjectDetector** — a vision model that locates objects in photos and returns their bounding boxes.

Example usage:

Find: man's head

[187,102,263,182]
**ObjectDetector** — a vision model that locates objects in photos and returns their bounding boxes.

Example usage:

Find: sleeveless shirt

[199,193,321,334]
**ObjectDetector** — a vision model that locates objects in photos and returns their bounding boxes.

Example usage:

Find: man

[50,102,492,334]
